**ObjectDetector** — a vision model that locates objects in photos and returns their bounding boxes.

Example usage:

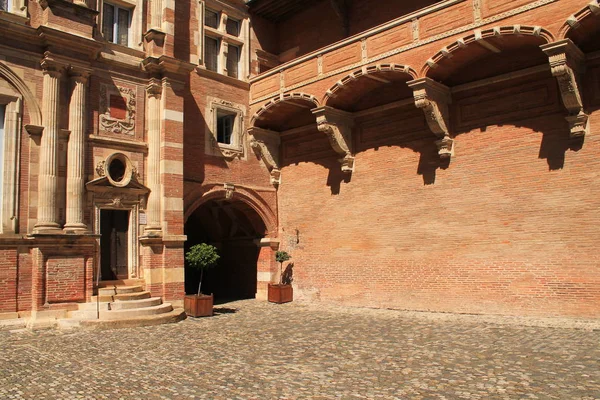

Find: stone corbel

[407,78,454,159]
[312,106,355,173]
[248,126,282,187]
[541,39,588,138]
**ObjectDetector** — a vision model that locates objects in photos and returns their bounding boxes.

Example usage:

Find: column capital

[146,78,163,98]
[40,52,68,75]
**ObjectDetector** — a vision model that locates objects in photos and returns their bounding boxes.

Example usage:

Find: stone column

[144,78,162,235]
[64,72,89,232]
[34,65,63,233]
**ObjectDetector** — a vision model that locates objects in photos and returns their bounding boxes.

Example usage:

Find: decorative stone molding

[252,92,319,125]
[559,0,600,39]
[408,78,454,159]
[99,84,136,135]
[205,96,246,160]
[541,39,588,138]
[312,106,355,173]
[224,183,235,200]
[248,126,281,187]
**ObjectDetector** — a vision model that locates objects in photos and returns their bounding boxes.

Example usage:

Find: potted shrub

[268,250,293,304]
[184,243,220,317]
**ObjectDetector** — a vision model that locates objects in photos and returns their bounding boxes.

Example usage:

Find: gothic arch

[421,25,554,79]
[184,184,277,236]
[0,61,42,127]
[251,92,320,126]
[323,63,418,104]
[558,0,600,40]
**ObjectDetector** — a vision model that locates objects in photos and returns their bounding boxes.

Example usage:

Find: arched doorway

[184,198,267,301]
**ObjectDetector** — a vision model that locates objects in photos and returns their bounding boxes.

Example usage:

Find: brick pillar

[256,239,279,300]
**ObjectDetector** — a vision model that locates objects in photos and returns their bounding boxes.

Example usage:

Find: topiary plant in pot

[268,250,293,304]
[184,243,220,317]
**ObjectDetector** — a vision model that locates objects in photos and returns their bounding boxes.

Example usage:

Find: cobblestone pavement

[1,300,599,400]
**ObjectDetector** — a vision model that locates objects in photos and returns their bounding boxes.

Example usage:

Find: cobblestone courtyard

[1,300,599,399]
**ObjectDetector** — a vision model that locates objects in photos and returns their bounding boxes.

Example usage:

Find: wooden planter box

[268,284,293,304]
[184,294,214,317]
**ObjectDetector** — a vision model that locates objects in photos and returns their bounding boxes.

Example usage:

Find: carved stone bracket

[541,39,588,138]
[248,126,282,187]
[224,183,235,200]
[407,77,454,159]
[312,106,355,173]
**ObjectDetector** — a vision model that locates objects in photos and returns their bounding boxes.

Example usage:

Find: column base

[33,222,62,234]
[63,223,90,234]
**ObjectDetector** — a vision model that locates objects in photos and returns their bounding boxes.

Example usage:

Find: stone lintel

[312,106,355,173]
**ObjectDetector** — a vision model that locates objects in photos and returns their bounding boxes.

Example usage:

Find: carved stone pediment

[408,77,454,159]
[541,39,588,138]
[85,176,150,197]
[312,106,355,173]
[248,126,282,186]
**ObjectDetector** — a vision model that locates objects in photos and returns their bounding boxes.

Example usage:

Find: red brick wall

[0,249,18,312]
[46,256,87,303]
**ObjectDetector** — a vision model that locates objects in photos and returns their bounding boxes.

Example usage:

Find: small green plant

[185,243,220,296]
[275,250,291,285]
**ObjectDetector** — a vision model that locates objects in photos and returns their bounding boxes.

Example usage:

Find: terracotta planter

[268,284,293,304]
[184,294,214,317]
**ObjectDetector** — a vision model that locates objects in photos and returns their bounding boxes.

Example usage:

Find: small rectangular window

[205,36,219,72]
[0,0,9,11]
[217,111,235,145]
[205,9,219,29]
[103,2,130,46]
[226,45,240,79]
[226,18,240,37]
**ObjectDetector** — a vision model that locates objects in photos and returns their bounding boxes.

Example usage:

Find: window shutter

[205,37,219,72]
[227,45,240,79]
[117,8,130,46]
[102,3,115,42]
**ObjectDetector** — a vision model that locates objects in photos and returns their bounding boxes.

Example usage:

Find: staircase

[58,280,186,330]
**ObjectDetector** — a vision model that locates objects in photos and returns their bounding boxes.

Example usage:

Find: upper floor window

[0,0,9,11]
[199,1,248,80]
[102,2,131,46]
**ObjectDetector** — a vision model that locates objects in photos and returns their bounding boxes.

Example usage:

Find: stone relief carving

[408,78,454,159]
[312,106,355,173]
[248,126,281,186]
[99,84,136,135]
[541,39,588,138]
[96,160,106,177]
[224,183,235,200]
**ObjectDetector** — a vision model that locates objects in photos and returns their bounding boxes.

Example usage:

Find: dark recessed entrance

[185,199,266,302]
[100,209,129,280]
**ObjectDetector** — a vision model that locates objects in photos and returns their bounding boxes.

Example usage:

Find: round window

[105,153,132,187]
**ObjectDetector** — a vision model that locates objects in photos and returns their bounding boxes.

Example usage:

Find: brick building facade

[0,0,598,321]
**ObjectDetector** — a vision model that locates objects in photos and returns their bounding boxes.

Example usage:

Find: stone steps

[99,303,174,320]
[91,291,151,303]
[98,285,144,296]
[110,297,163,310]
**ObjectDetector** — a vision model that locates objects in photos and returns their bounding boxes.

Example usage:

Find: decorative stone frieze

[541,39,588,138]
[99,84,136,135]
[248,126,281,187]
[407,78,454,159]
[312,106,355,173]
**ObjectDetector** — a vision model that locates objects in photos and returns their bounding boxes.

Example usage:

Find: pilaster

[143,78,163,236]
[248,126,281,186]
[541,39,588,138]
[312,106,355,173]
[408,77,454,159]
[64,69,90,233]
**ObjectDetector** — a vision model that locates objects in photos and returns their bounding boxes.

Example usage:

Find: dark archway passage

[184,199,266,302]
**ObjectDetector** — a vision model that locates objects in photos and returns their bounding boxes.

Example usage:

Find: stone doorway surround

[86,152,149,280]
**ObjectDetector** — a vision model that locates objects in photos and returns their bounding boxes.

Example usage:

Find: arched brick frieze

[0,61,42,129]
[421,25,554,79]
[558,0,600,42]
[251,92,320,128]
[184,183,277,237]
[322,63,418,106]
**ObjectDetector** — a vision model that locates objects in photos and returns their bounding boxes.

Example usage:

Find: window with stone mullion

[103,2,130,46]
[205,36,219,72]
[226,44,240,78]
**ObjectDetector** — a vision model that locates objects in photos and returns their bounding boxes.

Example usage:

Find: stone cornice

[312,106,355,173]
[38,26,103,60]
[142,56,196,80]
